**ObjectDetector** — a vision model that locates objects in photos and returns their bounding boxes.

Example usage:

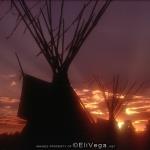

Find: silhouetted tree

[94,75,143,144]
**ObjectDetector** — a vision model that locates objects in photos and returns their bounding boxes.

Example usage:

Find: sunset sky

[0,1,150,133]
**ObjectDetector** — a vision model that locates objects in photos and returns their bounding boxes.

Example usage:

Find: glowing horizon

[76,88,150,132]
[0,88,150,134]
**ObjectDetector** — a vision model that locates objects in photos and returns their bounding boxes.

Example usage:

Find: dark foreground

[0,130,150,150]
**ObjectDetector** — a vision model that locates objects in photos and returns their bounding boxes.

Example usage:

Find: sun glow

[117,121,124,129]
